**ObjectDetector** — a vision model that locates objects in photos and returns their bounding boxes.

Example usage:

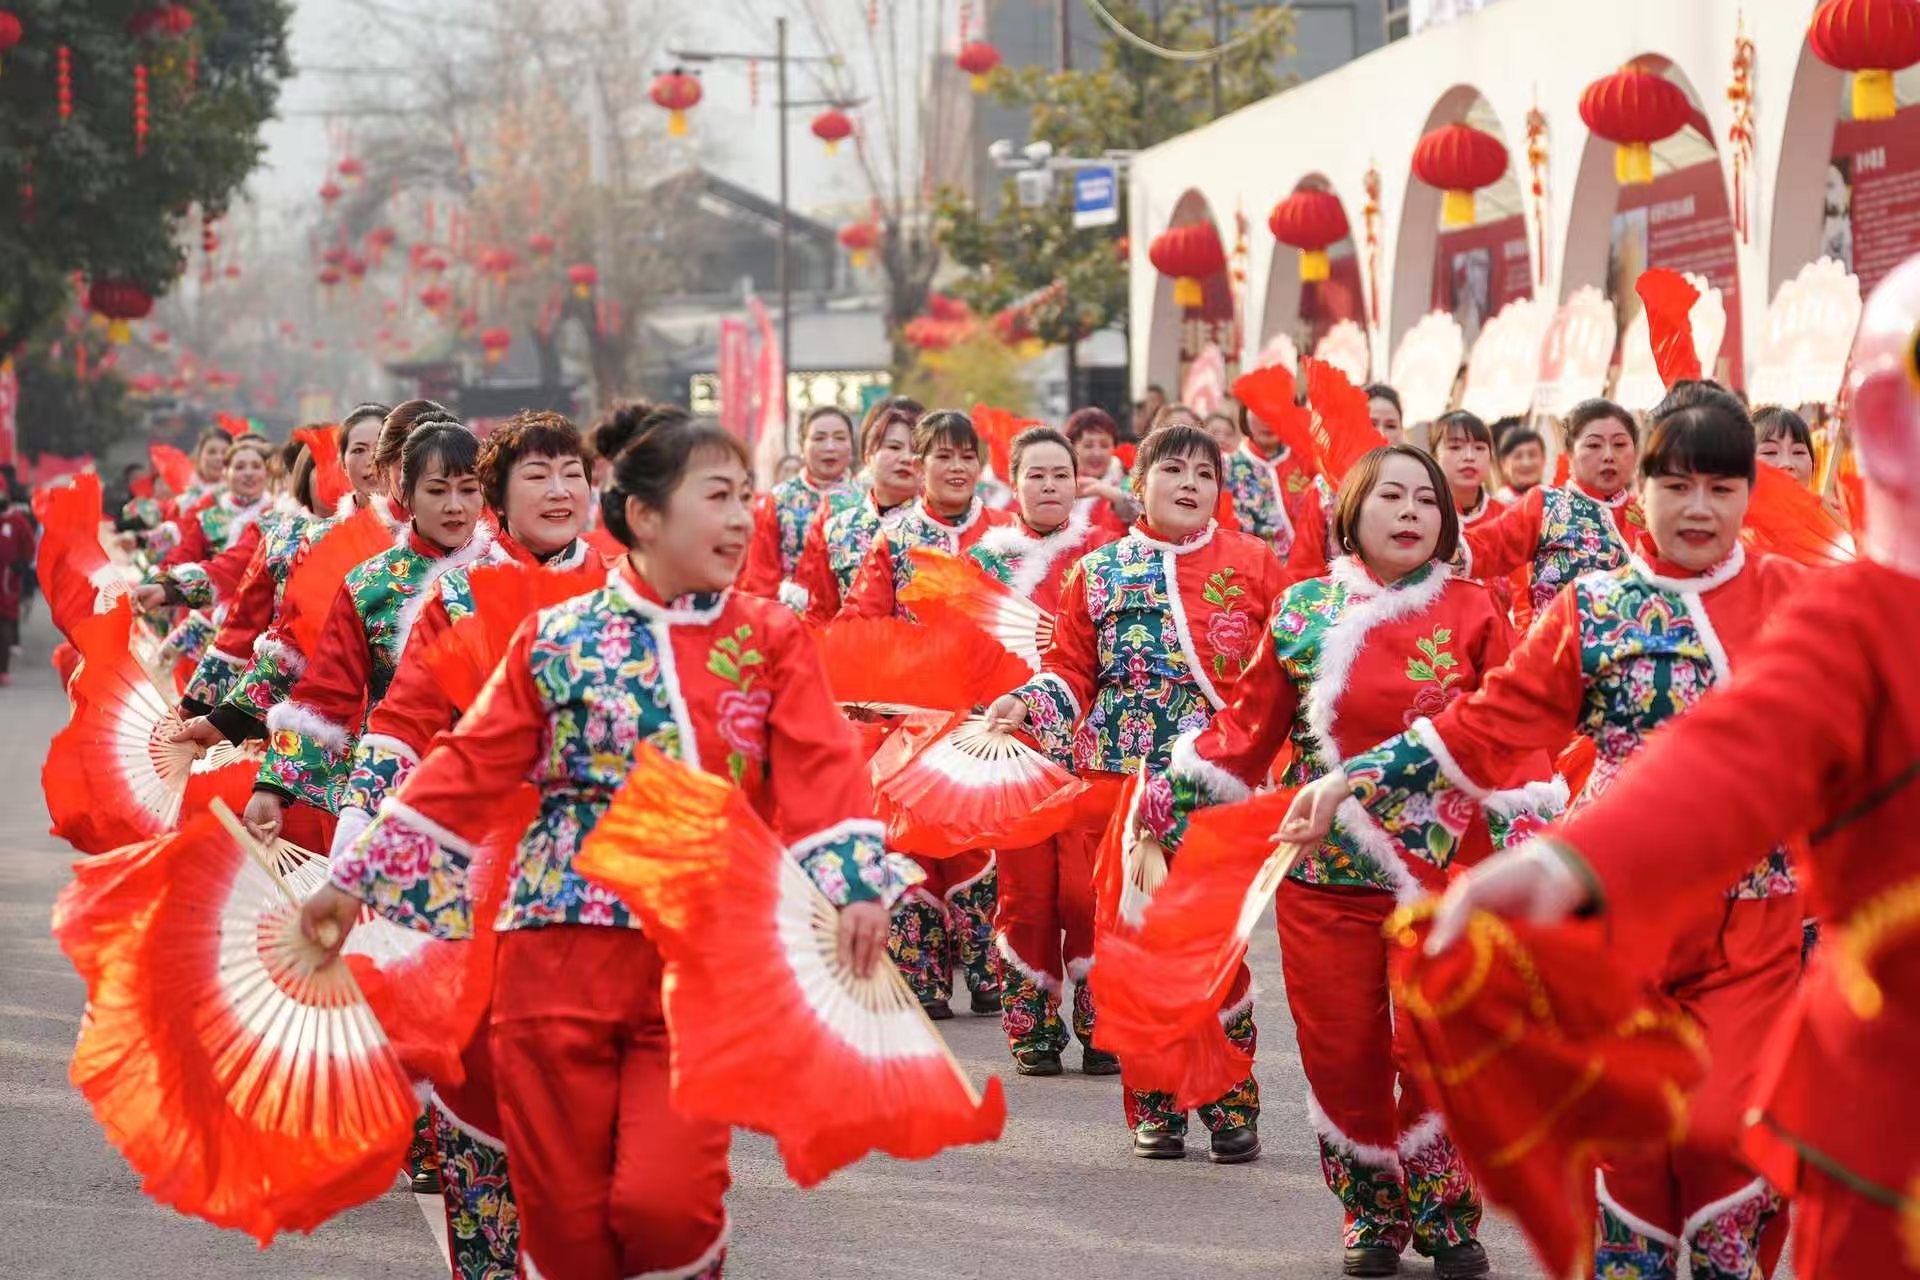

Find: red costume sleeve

[736,492,784,598]
[796,506,841,626]
[762,610,882,843]
[160,510,212,570]
[363,597,458,757]
[1186,620,1301,790]
[282,584,374,736]
[209,536,279,655]
[1284,487,1330,584]
[1463,486,1548,583]
[198,521,262,601]
[1423,585,1586,790]
[835,534,898,622]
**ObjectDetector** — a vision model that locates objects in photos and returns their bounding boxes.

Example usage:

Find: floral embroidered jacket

[1012,521,1286,777]
[331,562,904,936]
[182,500,323,710]
[794,491,912,624]
[1341,545,1805,902]
[838,496,1015,622]
[1282,474,1339,585]
[256,524,504,811]
[737,473,859,601]
[1461,482,1650,628]
[1142,557,1555,900]
[968,505,1116,616]
[330,535,600,855]
[1222,441,1309,560]
[1550,559,1919,1202]
[155,491,271,611]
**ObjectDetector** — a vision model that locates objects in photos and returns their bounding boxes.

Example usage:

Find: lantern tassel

[573,283,591,299]
[108,320,132,345]
[970,72,990,92]
[852,249,871,269]
[1441,190,1476,228]
[1614,141,1654,186]
[824,139,840,157]
[1174,277,1203,309]
[1852,69,1896,121]
[668,110,689,137]
[1298,249,1330,283]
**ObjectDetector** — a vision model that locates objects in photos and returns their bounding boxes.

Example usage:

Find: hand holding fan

[871,713,1087,857]
[576,745,1006,1187]
[899,547,1054,672]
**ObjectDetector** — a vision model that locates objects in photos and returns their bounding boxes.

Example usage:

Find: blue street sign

[1072,166,1119,229]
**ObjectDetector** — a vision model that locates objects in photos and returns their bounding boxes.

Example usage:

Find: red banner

[747,297,784,454]
[718,318,750,440]
[1828,102,1920,300]
[1607,159,1744,388]
[1430,213,1533,350]
[1297,247,1368,347]
[0,359,16,469]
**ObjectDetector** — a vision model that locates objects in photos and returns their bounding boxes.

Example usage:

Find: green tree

[0,0,293,345]
[13,331,138,460]
[894,332,1035,416]
[935,3,1295,355]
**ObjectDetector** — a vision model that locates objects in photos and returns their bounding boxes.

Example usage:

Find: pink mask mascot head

[1851,252,1920,575]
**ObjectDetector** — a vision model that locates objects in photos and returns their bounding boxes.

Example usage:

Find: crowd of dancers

[24,254,1920,1280]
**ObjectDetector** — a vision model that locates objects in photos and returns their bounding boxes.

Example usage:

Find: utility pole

[1058,0,1077,410]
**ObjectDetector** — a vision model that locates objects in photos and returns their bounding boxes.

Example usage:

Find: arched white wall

[1142,188,1230,391]
[1258,175,1365,352]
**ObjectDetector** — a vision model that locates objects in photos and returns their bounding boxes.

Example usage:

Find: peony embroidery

[706,624,767,784]
[1202,568,1251,678]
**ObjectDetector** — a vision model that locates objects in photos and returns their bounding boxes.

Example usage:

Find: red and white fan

[576,745,1006,1188]
[54,802,419,1244]
[819,615,1034,717]
[34,472,142,641]
[900,547,1053,672]
[872,712,1087,856]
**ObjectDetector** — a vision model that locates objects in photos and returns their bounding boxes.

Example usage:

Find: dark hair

[275,438,305,477]
[799,405,854,441]
[1064,407,1119,445]
[1427,410,1493,453]
[1562,398,1638,450]
[375,398,457,476]
[288,443,320,513]
[1151,404,1203,431]
[600,407,751,547]
[1497,427,1545,459]
[1363,383,1403,415]
[400,419,480,497]
[1010,425,1076,478]
[1753,405,1812,451]
[1331,445,1461,565]
[859,395,923,461]
[224,433,275,468]
[1489,414,1524,445]
[1640,380,1756,483]
[193,427,230,459]
[586,401,657,465]
[1129,423,1223,491]
[1145,383,1167,398]
[335,402,392,453]
[1210,410,1243,434]
[476,410,586,513]
[912,409,979,459]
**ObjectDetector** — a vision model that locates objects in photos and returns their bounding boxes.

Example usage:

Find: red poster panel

[1298,243,1367,347]
[1608,159,1744,388]
[1828,103,1920,299]
[1429,214,1532,350]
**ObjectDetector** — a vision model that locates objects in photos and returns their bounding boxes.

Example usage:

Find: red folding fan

[292,424,353,512]
[1230,363,1320,475]
[423,559,608,709]
[1302,356,1390,484]
[149,442,198,497]
[1635,267,1703,387]
[1388,903,1708,1280]
[870,712,1087,857]
[35,473,140,640]
[1740,462,1857,567]
[282,504,394,655]
[1090,787,1302,1111]
[820,614,1033,715]
[971,403,1042,483]
[899,546,1055,671]
[575,745,1007,1188]
[54,803,420,1245]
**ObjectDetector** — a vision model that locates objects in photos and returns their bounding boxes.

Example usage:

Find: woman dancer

[303,412,900,1280]
[737,405,858,604]
[794,397,923,622]
[1220,399,1309,558]
[1066,407,1143,535]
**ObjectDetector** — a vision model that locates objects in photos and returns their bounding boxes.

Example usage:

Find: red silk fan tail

[1302,357,1390,483]
[1229,364,1318,473]
[899,546,1054,672]
[821,614,1033,711]
[870,714,1087,857]
[149,443,197,496]
[971,403,1019,483]
[422,560,606,710]
[1635,268,1703,388]
[1740,463,1857,567]
[283,505,395,654]
[577,746,1007,1186]
[293,424,353,512]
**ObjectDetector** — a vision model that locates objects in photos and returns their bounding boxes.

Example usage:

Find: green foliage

[13,331,139,459]
[934,2,1294,345]
[0,0,294,342]
[894,332,1035,415]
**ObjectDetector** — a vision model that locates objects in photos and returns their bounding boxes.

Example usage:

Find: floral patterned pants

[995,832,1098,1056]
[1123,995,1260,1136]
[888,852,1000,1006]
[431,1100,519,1280]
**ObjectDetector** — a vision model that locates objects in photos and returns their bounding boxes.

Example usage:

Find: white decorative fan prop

[1181,342,1229,419]
[1748,257,1862,409]
[1313,318,1372,387]
[1460,296,1553,422]
[1532,286,1618,418]
[1251,330,1300,375]
[1390,311,1466,427]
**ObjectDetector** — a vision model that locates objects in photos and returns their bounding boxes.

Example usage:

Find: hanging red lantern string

[956,41,1001,93]
[0,10,23,76]
[317,266,343,295]
[527,232,557,261]
[1525,105,1549,284]
[1267,188,1349,283]
[318,179,343,207]
[566,263,599,298]
[1727,23,1756,244]
[811,108,853,156]
[650,68,702,137]
[1808,0,1920,122]
[88,278,155,344]
[1362,166,1383,322]
[838,221,880,269]
[133,65,150,157]
[1578,66,1690,186]
[57,45,71,122]
[366,225,397,265]
[1148,222,1226,310]
[1410,123,1508,228]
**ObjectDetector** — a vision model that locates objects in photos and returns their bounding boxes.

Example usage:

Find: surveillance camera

[1023,140,1054,164]
[987,139,1014,164]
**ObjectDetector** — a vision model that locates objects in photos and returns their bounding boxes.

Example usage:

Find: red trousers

[490,926,729,1280]
[281,802,336,857]
[1600,895,1801,1248]
[995,829,1096,982]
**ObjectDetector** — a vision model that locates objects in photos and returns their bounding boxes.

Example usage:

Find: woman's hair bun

[587,400,658,465]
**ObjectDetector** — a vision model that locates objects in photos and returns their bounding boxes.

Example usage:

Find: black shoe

[1430,1240,1490,1280]
[1013,1049,1063,1076]
[1206,1124,1261,1164]
[1080,1047,1121,1076]
[921,999,954,1021]
[970,989,1000,1015]
[1341,1244,1399,1277]
[409,1168,443,1196]
[1131,1130,1186,1160]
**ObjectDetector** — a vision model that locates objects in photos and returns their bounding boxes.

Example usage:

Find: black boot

[1430,1240,1490,1280]
[1013,1049,1063,1076]
[1080,1047,1121,1076]
[1341,1244,1399,1276]
[1130,1129,1185,1160]
[1207,1124,1261,1164]
[921,999,954,1021]
[969,988,1000,1015]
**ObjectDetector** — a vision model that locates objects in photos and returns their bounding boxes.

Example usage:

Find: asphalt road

[0,606,1555,1279]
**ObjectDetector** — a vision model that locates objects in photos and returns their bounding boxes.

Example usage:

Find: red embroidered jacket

[837,497,1015,622]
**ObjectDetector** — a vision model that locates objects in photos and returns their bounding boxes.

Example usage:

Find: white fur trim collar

[908,496,984,544]
[1168,727,1252,803]
[608,566,732,625]
[1574,482,1633,510]
[975,504,1094,600]
[542,538,593,572]
[1127,519,1217,555]
[390,524,500,666]
[1458,490,1492,524]
[1307,558,1452,766]
[1159,536,1226,712]
[1483,775,1571,820]
[1627,542,1745,595]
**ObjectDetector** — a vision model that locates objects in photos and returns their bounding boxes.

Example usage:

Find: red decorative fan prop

[292,424,353,513]
[900,547,1054,671]
[1635,267,1703,388]
[1554,735,1597,803]
[282,505,394,655]
[216,412,253,439]
[820,615,1033,714]
[971,403,1041,483]
[1230,364,1320,476]
[870,712,1088,857]
[149,442,197,497]
[53,803,420,1244]
[575,745,1006,1187]
[1386,904,1708,1280]
[1740,463,1856,567]
[423,560,609,709]
[1302,356,1390,484]
[35,473,140,640]
[583,521,623,561]
[1090,788,1301,1110]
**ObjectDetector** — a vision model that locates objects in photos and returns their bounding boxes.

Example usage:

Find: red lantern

[338,156,365,184]
[1810,0,1920,121]
[1148,222,1226,310]
[318,179,343,206]
[480,326,512,364]
[956,41,1001,92]
[1267,189,1350,283]
[528,232,557,260]
[421,252,449,277]
[128,4,193,37]
[223,263,240,280]
[650,69,702,136]
[838,220,880,268]
[1578,66,1691,185]
[566,263,599,298]
[343,254,368,286]
[1411,123,1509,228]
[0,11,22,75]
[419,284,452,314]
[317,266,343,293]
[89,278,154,343]
[811,108,853,155]
[366,225,397,264]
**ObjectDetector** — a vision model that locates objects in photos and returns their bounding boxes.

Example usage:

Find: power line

[1079,0,1292,62]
